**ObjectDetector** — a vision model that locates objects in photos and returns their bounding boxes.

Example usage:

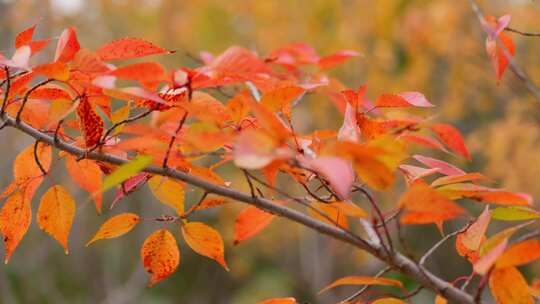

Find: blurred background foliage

[0,0,540,303]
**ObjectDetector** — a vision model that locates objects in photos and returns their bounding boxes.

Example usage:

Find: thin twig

[33,140,48,176]
[340,266,391,303]
[357,186,394,255]
[162,111,188,168]
[419,221,473,266]
[15,79,54,122]
[505,27,540,37]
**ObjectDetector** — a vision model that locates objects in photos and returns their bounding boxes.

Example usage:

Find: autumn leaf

[399,181,466,225]
[76,95,104,148]
[33,61,70,81]
[86,213,140,246]
[299,156,355,200]
[109,62,167,89]
[413,155,466,176]
[257,298,297,304]
[37,185,76,254]
[489,267,533,304]
[147,175,185,215]
[101,155,153,193]
[54,27,80,62]
[474,238,508,275]
[15,24,36,49]
[234,129,280,169]
[141,229,180,286]
[431,173,488,187]
[181,222,229,271]
[430,123,471,160]
[0,190,31,263]
[318,49,360,70]
[319,276,403,294]
[484,15,516,82]
[65,155,103,213]
[496,240,540,269]
[308,202,349,229]
[491,206,540,221]
[234,206,275,245]
[375,92,433,108]
[14,142,52,183]
[96,37,172,61]
[260,86,305,118]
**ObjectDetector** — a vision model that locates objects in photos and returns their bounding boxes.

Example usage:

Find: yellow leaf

[181,222,229,271]
[37,185,76,254]
[147,175,185,215]
[86,213,140,246]
[141,229,180,286]
[489,267,533,304]
[319,276,403,294]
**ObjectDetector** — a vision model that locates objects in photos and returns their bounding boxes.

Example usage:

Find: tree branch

[0,111,475,304]
[468,0,540,102]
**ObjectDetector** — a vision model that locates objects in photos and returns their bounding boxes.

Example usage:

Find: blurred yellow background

[1,0,539,303]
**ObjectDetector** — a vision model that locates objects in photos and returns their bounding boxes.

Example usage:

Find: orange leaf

[319,276,403,294]
[76,95,104,148]
[257,298,297,304]
[86,213,140,246]
[431,173,488,187]
[96,37,172,61]
[14,142,52,183]
[0,190,31,263]
[474,238,508,275]
[246,97,291,142]
[260,86,305,118]
[33,61,70,81]
[234,206,275,245]
[233,129,279,169]
[37,185,76,254]
[308,202,349,229]
[399,181,465,225]
[65,155,103,213]
[147,175,185,216]
[181,222,229,271]
[460,206,491,251]
[496,240,540,269]
[489,267,533,304]
[430,123,471,160]
[435,295,448,304]
[140,229,180,286]
[54,27,80,62]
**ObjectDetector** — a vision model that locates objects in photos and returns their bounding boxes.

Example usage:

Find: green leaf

[102,155,153,193]
[491,206,540,221]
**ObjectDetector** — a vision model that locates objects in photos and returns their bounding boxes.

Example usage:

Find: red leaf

[54,27,80,62]
[76,95,104,148]
[318,50,360,70]
[430,123,471,160]
[96,37,172,61]
[15,24,36,49]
